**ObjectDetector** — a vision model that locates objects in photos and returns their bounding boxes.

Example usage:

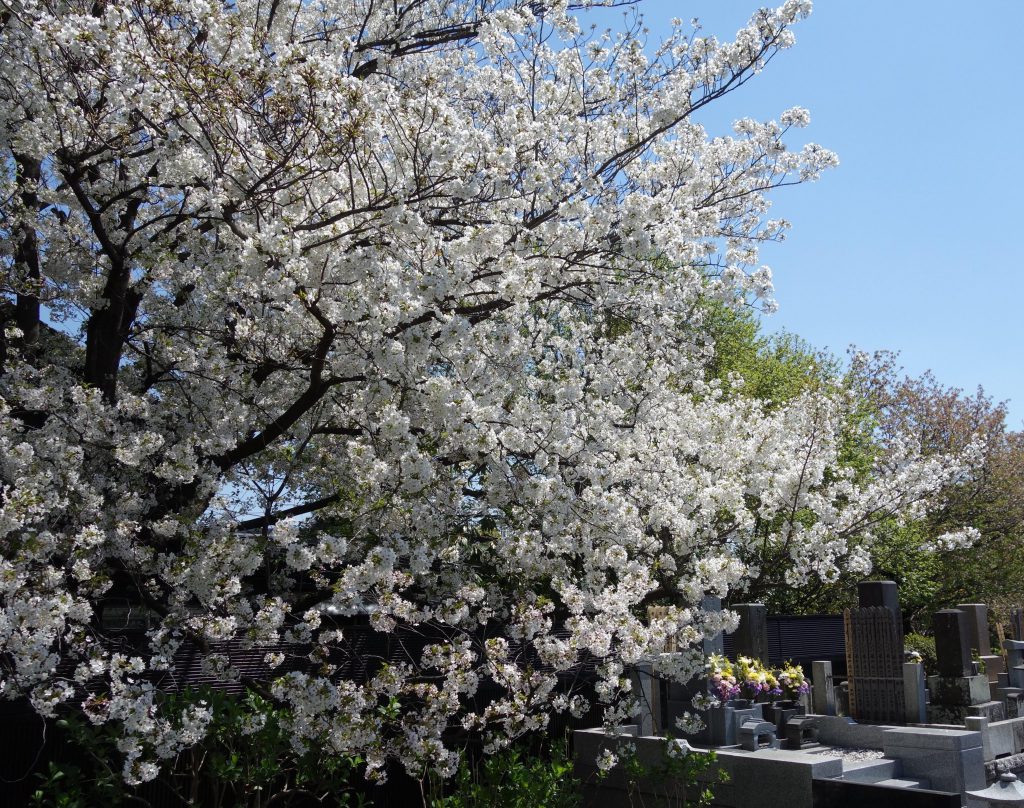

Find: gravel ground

[804,745,885,763]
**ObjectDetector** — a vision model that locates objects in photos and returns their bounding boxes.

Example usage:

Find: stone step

[840,758,900,783]
[872,777,932,789]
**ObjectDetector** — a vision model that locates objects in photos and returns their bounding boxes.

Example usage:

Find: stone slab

[810,714,889,749]
[883,726,983,752]
[840,757,899,783]
[888,745,986,794]
[715,746,842,808]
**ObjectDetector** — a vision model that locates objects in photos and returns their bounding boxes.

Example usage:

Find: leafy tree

[861,361,1024,629]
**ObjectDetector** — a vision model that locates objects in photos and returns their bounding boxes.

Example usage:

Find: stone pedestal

[929,674,992,706]
[982,654,1005,678]
[999,688,1024,718]
[882,726,986,794]
[928,674,992,723]
[967,700,1007,722]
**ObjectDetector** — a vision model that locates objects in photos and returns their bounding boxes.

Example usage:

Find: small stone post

[811,660,836,716]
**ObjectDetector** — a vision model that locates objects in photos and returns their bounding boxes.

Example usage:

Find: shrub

[905,633,937,676]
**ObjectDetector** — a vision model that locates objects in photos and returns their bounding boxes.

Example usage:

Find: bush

[31,687,367,808]
[905,633,937,676]
[429,735,579,808]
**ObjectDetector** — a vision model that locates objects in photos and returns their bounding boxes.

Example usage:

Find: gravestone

[929,609,995,723]
[843,580,906,723]
[859,580,901,615]
[811,660,836,716]
[732,603,768,661]
[935,609,973,677]
[957,602,1003,685]
[957,603,992,655]
[1010,608,1024,642]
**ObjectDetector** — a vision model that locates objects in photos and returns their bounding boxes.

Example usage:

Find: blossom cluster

[0,0,970,785]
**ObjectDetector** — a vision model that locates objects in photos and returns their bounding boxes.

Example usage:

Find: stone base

[929,703,972,724]
[980,654,1004,679]
[967,700,1007,722]
[784,716,819,750]
[761,702,805,735]
[705,703,764,746]
[1002,688,1024,718]
[928,673,991,706]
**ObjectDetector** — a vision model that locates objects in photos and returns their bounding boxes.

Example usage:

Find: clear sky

[610,1,1024,427]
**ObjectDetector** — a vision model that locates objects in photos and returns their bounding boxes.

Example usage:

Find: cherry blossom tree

[0,0,967,784]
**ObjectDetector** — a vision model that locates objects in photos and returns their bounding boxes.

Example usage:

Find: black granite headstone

[858,580,900,614]
[733,603,768,660]
[934,609,973,678]
[956,603,991,655]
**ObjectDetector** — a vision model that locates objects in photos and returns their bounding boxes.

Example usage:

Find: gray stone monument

[958,602,1004,687]
[929,609,998,723]
[811,660,836,716]
[732,603,768,661]
[958,603,992,655]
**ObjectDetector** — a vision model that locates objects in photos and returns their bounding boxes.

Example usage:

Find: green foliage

[701,303,839,408]
[904,633,937,676]
[30,760,120,808]
[429,735,579,808]
[32,687,366,808]
[616,740,727,808]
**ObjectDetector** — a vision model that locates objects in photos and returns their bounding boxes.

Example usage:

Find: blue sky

[613,1,1024,427]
